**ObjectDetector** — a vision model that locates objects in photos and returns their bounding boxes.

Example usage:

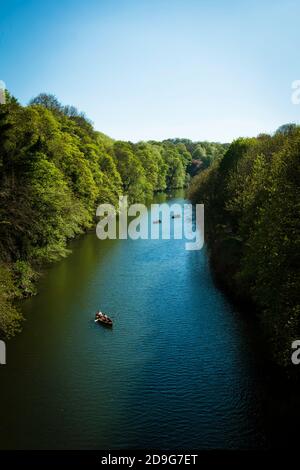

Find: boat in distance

[95,311,113,327]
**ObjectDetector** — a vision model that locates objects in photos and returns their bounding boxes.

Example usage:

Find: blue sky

[1,0,300,142]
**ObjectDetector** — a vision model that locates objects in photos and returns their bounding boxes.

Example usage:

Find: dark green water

[0,192,269,449]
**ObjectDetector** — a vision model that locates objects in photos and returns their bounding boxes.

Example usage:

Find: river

[0,192,270,449]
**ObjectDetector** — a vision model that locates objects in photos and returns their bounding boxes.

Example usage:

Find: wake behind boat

[95,310,113,327]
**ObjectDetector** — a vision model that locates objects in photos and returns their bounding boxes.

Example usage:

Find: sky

[1,0,300,142]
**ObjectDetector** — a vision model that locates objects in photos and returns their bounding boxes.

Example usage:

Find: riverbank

[188,130,300,382]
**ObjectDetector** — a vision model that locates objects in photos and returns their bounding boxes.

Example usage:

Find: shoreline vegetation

[188,124,300,381]
[0,92,298,381]
[0,92,227,339]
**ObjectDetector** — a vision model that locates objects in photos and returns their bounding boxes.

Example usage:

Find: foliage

[13,260,38,297]
[0,264,23,338]
[188,127,300,374]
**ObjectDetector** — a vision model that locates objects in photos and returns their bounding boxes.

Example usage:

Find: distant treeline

[189,124,300,376]
[0,92,226,337]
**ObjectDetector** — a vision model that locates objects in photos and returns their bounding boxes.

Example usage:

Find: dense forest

[0,92,227,338]
[189,124,300,377]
